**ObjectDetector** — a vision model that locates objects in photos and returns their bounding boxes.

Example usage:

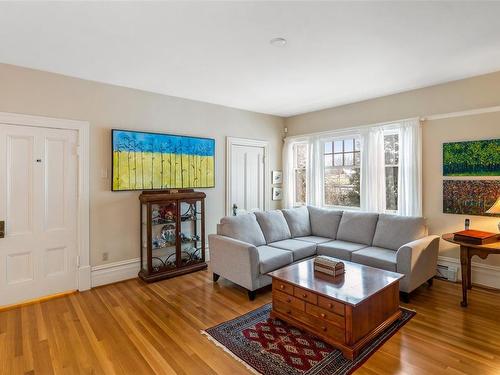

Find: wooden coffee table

[268,258,404,359]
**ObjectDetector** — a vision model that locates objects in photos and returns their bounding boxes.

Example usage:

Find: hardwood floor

[1,266,500,374]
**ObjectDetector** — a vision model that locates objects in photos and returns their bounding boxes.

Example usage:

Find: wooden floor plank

[1,265,500,374]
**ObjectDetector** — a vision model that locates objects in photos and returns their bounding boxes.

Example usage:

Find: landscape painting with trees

[112,130,215,191]
[443,180,500,216]
[443,139,500,176]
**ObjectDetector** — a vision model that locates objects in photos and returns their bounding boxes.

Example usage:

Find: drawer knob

[322,326,327,332]
[320,313,326,318]
[302,294,307,298]
[286,298,291,303]
[280,285,285,289]
[328,303,333,308]
[286,310,291,314]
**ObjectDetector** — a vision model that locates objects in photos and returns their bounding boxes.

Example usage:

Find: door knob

[0,221,4,238]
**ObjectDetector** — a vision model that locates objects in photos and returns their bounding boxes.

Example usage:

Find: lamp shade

[486,197,500,214]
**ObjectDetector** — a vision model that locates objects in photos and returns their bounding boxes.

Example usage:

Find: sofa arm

[396,235,440,293]
[208,234,260,291]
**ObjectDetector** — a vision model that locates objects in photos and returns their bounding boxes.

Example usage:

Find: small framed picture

[272,170,283,184]
[272,187,283,201]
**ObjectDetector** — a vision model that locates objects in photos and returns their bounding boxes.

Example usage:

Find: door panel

[229,142,266,215]
[6,134,35,235]
[0,124,78,306]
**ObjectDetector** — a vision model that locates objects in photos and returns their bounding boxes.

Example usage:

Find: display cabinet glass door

[179,199,204,267]
[149,201,178,273]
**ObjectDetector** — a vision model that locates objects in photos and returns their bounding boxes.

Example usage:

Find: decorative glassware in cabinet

[180,200,204,267]
[150,202,177,273]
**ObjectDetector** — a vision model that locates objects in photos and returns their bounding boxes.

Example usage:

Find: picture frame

[272,187,283,201]
[272,170,283,184]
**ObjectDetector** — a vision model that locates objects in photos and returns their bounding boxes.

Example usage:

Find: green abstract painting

[443,139,500,176]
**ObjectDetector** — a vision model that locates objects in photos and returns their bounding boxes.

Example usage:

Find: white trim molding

[0,111,91,291]
[92,248,210,287]
[91,258,140,288]
[225,137,270,216]
[438,256,500,290]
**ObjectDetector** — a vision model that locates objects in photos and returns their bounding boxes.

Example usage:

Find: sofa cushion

[256,246,294,274]
[317,240,367,261]
[217,213,266,246]
[372,214,427,250]
[268,239,317,261]
[282,206,311,237]
[336,211,379,246]
[294,236,332,244]
[254,210,292,244]
[351,246,397,272]
[307,206,343,239]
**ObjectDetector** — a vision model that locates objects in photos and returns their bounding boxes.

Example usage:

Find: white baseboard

[438,256,500,289]
[90,248,210,288]
[91,258,141,287]
[78,265,92,291]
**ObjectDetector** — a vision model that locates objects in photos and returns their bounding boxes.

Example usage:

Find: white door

[227,138,268,215]
[0,124,78,306]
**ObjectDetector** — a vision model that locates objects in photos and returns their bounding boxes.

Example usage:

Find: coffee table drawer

[317,296,345,317]
[294,286,318,304]
[306,303,345,328]
[273,279,294,295]
[273,290,305,311]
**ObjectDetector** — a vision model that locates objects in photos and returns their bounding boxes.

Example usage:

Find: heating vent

[436,264,458,282]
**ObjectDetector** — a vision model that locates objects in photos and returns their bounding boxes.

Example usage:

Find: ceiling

[1,1,500,117]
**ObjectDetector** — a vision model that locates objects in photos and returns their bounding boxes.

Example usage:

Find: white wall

[0,63,284,267]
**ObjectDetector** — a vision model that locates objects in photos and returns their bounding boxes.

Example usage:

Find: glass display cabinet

[139,189,207,282]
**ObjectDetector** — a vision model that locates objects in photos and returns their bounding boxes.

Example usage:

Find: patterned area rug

[202,303,415,375]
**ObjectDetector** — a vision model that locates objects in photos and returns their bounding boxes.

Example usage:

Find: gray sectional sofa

[208,206,440,301]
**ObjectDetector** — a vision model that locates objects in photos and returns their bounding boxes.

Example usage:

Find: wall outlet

[102,252,109,261]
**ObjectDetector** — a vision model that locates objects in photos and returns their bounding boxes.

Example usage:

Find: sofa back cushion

[281,206,311,237]
[217,213,266,246]
[372,213,428,250]
[336,211,379,245]
[307,206,343,239]
[254,210,292,243]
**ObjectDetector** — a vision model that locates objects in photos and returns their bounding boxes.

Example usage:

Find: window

[293,143,308,205]
[384,133,399,211]
[323,138,361,207]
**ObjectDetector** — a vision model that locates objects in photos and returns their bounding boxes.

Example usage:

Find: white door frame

[0,111,91,291]
[226,136,270,216]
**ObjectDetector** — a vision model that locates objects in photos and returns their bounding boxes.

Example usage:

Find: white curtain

[360,126,387,212]
[307,136,322,207]
[282,139,295,209]
[398,118,422,216]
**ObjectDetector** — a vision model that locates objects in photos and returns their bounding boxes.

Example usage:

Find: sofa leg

[400,292,410,303]
[213,273,220,282]
[427,277,434,287]
[247,290,256,301]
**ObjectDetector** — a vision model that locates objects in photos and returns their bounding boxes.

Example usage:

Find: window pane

[385,166,398,211]
[324,167,360,207]
[384,134,399,165]
[295,169,307,205]
[324,142,332,154]
[344,139,354,152]
[354,152,361,166]
[325,154,333,167]
[295,144,308,168]
[344,153,354,166]
[334,140,343,153]
[333,154,343,166]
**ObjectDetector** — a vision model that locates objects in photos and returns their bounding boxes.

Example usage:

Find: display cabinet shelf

[139,189,207,282]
